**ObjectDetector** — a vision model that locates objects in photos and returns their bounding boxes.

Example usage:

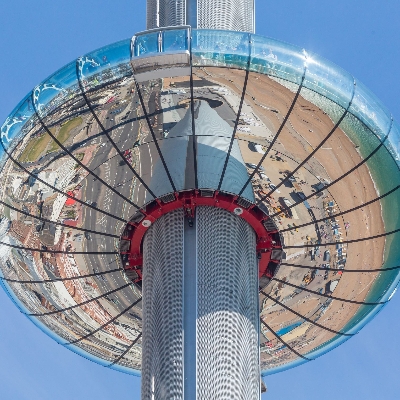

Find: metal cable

[0,241,117,255]
[284,227,400,249]
[280,262,400,273]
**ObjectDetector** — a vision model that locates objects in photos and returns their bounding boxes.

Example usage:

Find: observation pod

[1,26,400,398]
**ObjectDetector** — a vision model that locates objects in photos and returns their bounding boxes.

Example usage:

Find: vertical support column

[142,206,260,399]
[196,207,260,399]
[142,209,185,399]
[186,0,198,27]
[183,216,197,398]
[156,0,160,27]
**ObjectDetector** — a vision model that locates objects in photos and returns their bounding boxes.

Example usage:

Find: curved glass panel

[33,62,79,119]
[78,39,132,89]
[192,30,250,69]
[1,29,400,380]
[304,51,355,109]
[134,32,159,57]
[350,80,392,141]
[162,29,189,53]
[250,34,306,85]
[0,95,37,155]
[386,119,400,166]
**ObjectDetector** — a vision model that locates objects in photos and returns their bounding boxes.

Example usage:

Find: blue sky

[1,1,400,398]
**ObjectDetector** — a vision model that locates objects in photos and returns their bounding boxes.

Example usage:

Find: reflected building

[1,1,400,399]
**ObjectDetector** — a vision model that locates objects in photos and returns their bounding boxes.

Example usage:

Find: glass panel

[4,92,138,273]
[2,31,400,380]
[162,29,188,52]
[78,39,132,91]
[33,61,79,119]
[260,284,325,367]
[299,87,347,126]
[193,67,250,195]
[244,73,400,376]
[250,34,306,85]
[56,281,141,363]
[11,130,130,227]
[134,32,160,57]
[350,80,392,141]
[386,119,400,166]
[77,304,142,352]
[304,51,355,109]
[0,95,38,155]
[192,30,250,69]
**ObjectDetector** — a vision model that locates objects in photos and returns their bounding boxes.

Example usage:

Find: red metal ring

[120,190,283,283]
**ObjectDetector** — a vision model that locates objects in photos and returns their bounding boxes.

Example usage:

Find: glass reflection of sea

[0,28,399,377]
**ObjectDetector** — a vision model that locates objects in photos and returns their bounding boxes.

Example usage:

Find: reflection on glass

[387,120,400,166]
[33,62,79,119]
[0,95,37,155]
[134,32,159,57]
[250,34,306,85]
[350,80,392,141]
[192,30,250,69]
[78,39,132,90]
[304,51,355,109]
[162,29,188,52]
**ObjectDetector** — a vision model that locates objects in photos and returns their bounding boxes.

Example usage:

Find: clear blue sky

[1,1,400,399]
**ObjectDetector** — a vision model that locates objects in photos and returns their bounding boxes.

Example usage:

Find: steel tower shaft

[141,207,260,399]
[146,0,255,32]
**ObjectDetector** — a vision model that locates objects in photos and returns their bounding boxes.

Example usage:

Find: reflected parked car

[246,163,265,171]
[269,183,280,193]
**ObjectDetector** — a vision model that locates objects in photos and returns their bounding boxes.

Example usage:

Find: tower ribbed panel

[197,0,254,32]
[141,209,184,399]
[196,207,260,399]
[146,0,254,32]
[147,0,159,30]
[147,0,186,29]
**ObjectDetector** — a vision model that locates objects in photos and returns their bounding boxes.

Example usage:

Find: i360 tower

[143,2,259,397]
[1,0,400,399]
